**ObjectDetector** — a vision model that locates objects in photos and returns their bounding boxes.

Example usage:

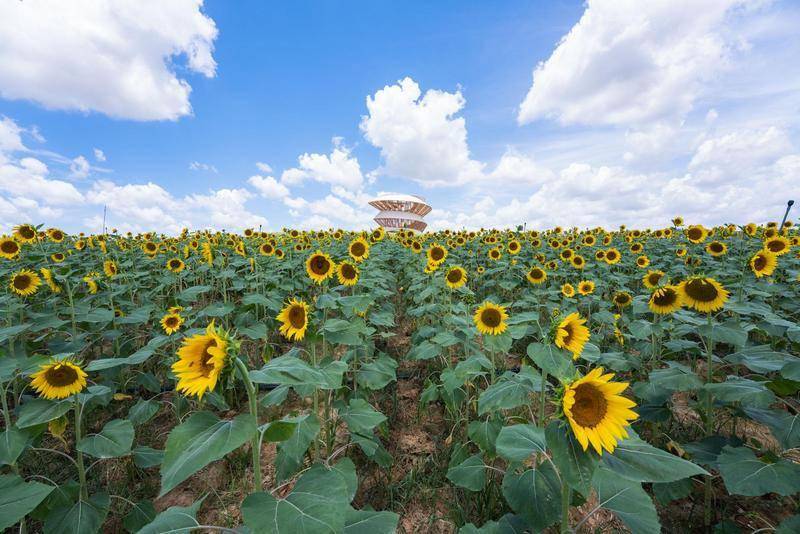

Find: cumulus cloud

[70,155,91,179]
[248,175,290,199]
[280,142,364,191]
[0,0,218,121]
[518,0,753,126]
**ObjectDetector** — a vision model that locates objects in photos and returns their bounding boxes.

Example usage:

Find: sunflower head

[750,249,777,278]
[553,312,590,359]
[604,248,620,264]
[13,224,37,243]
[764,236,791,256]
[9,269,41,297]
[277,298,310,341]
[166,257,185,273]
[348,237,370,262]
[636,255,650,268]
[578,280,595,295]
[306,251,335,284]
[473,301,508,336]
[526,266,547,285]
[562,283,576,298]
[648,285,683,314]
[445,266,467,289]
[562,367,638,455]
[337,261,360,286]
[686,225,708,244]
[678,276,728,313]
[0,237,21,260]
[172,321,230,399]
[47,228,65,243]
[613,291,632,309]
[103,260,118,278]
[30,359,88,399]
[507,240,521,254]
[642,270,665,289]
[161,312,185,335]
[427,244,448,265]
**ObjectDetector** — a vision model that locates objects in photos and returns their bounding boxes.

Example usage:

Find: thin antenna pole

[102,205,107,235]
[780,200,794,232]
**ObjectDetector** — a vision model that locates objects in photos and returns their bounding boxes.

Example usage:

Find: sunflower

[488,247,502,261]
[411,241,422,254]
[594,250,606,261]
[578,280,595,295]
[259,242,275,256]
[648,285,683,314]
[507,240,521,254]
[172,322,228,399]
[749,250,777,278]
[47,228,65,243]
[347,237,370,262]
[202,242,214,266]
[74,239,86,251]
[83,272,99,294]
[642,270,665,289]
[676,247,687,257]
[554,312,590,359]
[161,312,184,335]
[764,236,791,256]
[305,251,335,283]
[613,291,632,308]
[678,276,728,313]
[562,283,576,298]
[0,237,21,260]
[9,269,41,297]
[424,261,440,274]
[30,360,88,400]
[672,216,684,226]
[571,255,586,269]
[526,266,547,285]
[635,255,650,268]
[685,225,708,244]
[426,244,447,265]
[277,298,310,341]
[166,257,185,273]
[13,224,37,243]
[445,266,467,289]
[473,301,508,336]
[103,260,118,278]
[40,268,61,293]
[562,367,638,455]
[560,248,574,261]
[337,261,360,286]
[604,248,621,264]
[704,241,726,257]
[142,241,158,256]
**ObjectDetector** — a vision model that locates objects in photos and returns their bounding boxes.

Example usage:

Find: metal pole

[779,200,794,232]
[102,204,107,235]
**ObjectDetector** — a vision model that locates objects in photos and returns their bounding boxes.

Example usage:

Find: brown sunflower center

[446,269,463,283]
[571,383,608,428]
[561,322,574,345]
[1,240,19,253]
[530,268,544,280]
[684,278,718,302]
[430,247,444,261]
[194,340,218,377]
[288,305,306,328]
[753,254,767,270]
[653,288,678,307]
[490,250,499,258]
[310,255,331,275]
[687,228,703,240]
[44,364,79,387]
[19,226,36,239]
[480,308,502,328]
[350,242,366,256]
[165,317,179,328]
[709,242,724,253]
[615,293,631,305]
[169,260,181,269]
[606,251,617,260]
[341,263,357,280]
[509,242,519,251]
[13,274,31,290]
[647,273,662,286]
[766,240,786,253]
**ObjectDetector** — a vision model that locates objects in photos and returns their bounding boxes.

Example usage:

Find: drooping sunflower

[13,224,37,243]
[166,257,185,273]
[678,276,728,313]
[705,241,727,257]
[306,250,335,283]
[337,261,360,286]
[172,321,228,399]
[445,266,467,289]
[648,285,683,314]
[554,312,590,359]
[578,280,595,296]
[83,272,99,294]
[0,237,21,260]
[685,225,708,244]
[764,235,791,256]
[9,269,41,297]
[562,283,576,298]
[750,249,777,278]
[161,312,184,335]
[103,260,118,278]
[526,266,547,285]
[427,244,448,265]
[613,291,632,308]
[40,268,61,294]
[473,301,508,336]
[202,242,214,266]
[604,248,621,265]
[348,237,370,262]
[562,367,638,455]
[642,270,665,289]
[30,359,88,400]
[277,298,310,341]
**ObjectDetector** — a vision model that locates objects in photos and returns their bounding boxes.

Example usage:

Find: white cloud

[256,161,273,173]
[0,156,84,205]
[248,175,290,199]
[283,196,308,210]
[689,126,792,176]
[70,155,91,179]
[518,0,753,126]
[93,148,106,162]
[280,143,363,191]
[0,0,218,121]
[189,161,218,173]
[0,116,25,153]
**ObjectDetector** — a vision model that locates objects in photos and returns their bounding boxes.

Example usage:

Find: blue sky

[1,0,799,234]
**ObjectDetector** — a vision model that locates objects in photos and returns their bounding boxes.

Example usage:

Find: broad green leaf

[546,421,598,496]
[501,462,561,531]
[159,411,256,496]
[128,399,160,426]
[477,373,538,415]
[250,356,330,389]
[742,406,800,450]
[526,342,573,380]
[0,474,54,531]
[136,498,204,534]
[44,492,110,534]
[705,377,776,407]
[339,399,386,435]
[495,424,546,463]
[649,362,702,392]
[591,467,660,534]
[357,353,397,390]
[468,417,502,455]
[602,437,707,483]
[726,345,795,373]
[260,420,299,443]
[77,419,133,458]
[276,414,320,481]
[122,500,155,532]
[0,427,29,466]
[446,454,486,492]
[717,446,800,496]
[697,320,748,348]
[16,398,72,428]
[133,446,163,469]
[344,508,399,534]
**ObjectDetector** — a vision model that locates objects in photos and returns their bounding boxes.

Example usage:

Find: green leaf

[602,437,707,482]
[133,446,163,469]
[77,419,134,458]
[177,285,212,302]
[742,407,800,450]
[725,345,795,373]
[242,462,350,534]
[339,399,386,435]
[0,324,31,344]
[276,414,320,481]
[0,427,30,466]
[356,353,397,390]
[697,320,748,348]
[468,417,502,455]
[136,498,204,534]
[477,373,538,415]
[446,454,486,492]
[526,343,573,380]
[250,356,331,389]
[717,446,800,496]
[591,467,660,534]
[44,492,110,534]
[122,500,155,533]
[495,424,546,463]
[705,377,776,407]
[407,340,441,361]
[344,508,399,534]
[546,422,598,496]
[0,474,54,531]
[649,362,702,392]
[16,398,72,428]
[128,399,160,426]
[159,411,256,496]
[260,420,299,443]
[501,462,561,531]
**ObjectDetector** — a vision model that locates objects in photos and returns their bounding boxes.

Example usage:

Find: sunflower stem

[560,475,571,533]
[703,312,715,529]
[233,356,262,492]
[73,397,88,500]
[539,371,548,425]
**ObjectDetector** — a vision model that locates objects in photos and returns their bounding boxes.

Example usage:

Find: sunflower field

[1,220,800,533]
